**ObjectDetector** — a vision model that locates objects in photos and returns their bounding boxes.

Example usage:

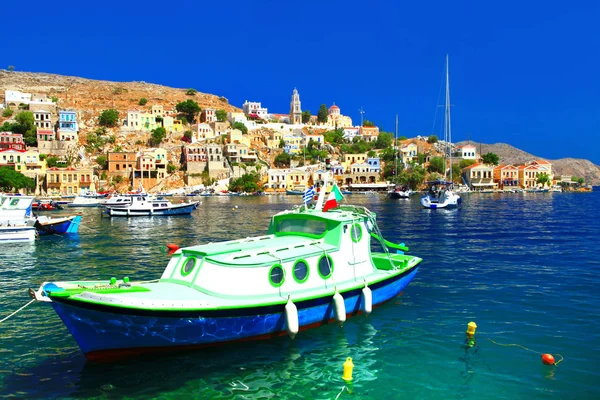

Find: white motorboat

[68,195,103,207]
[105,195,200,217]
[0,195,36,243]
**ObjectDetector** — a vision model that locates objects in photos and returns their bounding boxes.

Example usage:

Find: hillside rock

[457,141,600,185]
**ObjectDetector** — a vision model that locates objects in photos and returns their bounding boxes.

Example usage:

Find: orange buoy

[541,354,555,365]
[166,243,179,251]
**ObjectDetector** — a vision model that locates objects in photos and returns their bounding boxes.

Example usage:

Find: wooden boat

[33,215,81,235]
[0,195,36,243]
[30,183,422,360]
[105,195,200,217]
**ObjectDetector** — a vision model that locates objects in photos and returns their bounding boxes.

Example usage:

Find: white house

[242,101,268,119]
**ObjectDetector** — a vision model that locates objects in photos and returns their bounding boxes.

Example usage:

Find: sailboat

[420,54,462,209]
[389,114,412,199]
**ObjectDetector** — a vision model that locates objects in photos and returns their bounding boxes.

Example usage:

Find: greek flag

[303,185,315,204]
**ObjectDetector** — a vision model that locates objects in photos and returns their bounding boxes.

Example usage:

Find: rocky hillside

[457,141,600,185]
[0,70,241,132]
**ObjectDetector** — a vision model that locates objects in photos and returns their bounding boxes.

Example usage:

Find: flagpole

[315,174,328,211]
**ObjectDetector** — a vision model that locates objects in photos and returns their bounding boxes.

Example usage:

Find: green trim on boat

[351,223,362,243]
[48,286,151,298]
[370,232,409,252]
[292,259,310,284]
[268,264,285,288]
[181,256,197,277]
[317,254,334,279]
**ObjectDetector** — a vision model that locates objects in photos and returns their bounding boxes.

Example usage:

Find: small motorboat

[389,186,413,199]
[0,195,36,243]
[68,195,103,207]
[32,215,81,235]
[30,182,422,360]
[105,195,200,217]
[420,180,462,209]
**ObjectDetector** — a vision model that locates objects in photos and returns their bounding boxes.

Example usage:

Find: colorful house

[0,132,26,151]
[45,167,94,196]
[286,169,309,190]
[493,165,519,189]
[400,143,418,165]
[462,163,497,191]
[367,157,381,173]
[359,126,379,142]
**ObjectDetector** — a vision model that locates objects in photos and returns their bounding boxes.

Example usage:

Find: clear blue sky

[2,0,599,164]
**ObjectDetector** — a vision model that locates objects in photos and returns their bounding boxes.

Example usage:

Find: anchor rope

[0,299,36,324]
[334,385,346,400]
[487,338,564,365]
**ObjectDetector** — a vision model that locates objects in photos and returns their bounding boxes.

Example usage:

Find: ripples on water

[1,192,599,399]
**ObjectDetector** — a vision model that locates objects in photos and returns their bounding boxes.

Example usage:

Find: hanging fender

[333,289,346,326]
[285,297,298,339]
[361,284,372,315]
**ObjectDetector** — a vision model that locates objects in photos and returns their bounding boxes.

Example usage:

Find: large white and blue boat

[31,185,422,360]
[0,195,36,243]
[104,195,200,217]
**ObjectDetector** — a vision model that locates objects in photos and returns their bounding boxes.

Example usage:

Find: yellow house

[286,169,308,190]
[401,143,418,164]
[172,119,183,133]
[282,134,304,154]
[143,148,168,179]
[140,112,159,131]
[45,167,95,195]
[342,154,367,170]
[0,149,47,178]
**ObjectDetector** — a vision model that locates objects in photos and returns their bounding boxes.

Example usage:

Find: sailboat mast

[445,54,452,182]
[394,114,398,178]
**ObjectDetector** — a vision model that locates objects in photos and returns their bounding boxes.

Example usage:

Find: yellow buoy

[466,321,477,336]
[342,357,354,382]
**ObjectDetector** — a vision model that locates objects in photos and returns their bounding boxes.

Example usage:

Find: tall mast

[394,114,398,177]
[445,54,452,182]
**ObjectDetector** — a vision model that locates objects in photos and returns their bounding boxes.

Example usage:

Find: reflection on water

[1,193,600,399]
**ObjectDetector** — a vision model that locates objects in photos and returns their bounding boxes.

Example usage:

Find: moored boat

[33,215,82,235]
[68,195,103,207]
[105,195,200,217]
[0,195,36,243]
[30,183,422,360]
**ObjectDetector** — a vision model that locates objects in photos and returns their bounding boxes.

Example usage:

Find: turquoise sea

[1,191,599,399]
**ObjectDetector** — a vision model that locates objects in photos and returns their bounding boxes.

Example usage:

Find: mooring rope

[0,299,36,324]
[487,338,564,365]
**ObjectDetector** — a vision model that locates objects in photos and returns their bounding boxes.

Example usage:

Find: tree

[482,152,499,165]
[8,66,14,72]
[363,119,375,127]
[279,139,285,149]
[451,163,463,183]
[373,132,394,149]
[8,111,37,147]
[232,122,248,135]
[274,152,291,167]
[215,109,227,122]
[459,159,477,169]
[0,167,35,192]
[167,163,177,174]
[427,135,438,144]
[182,130,193,143]
[98,109,119,127]
[317,104,328,124]
[138,98,148,106]
[537,172,550,187]
[96,155,108,169]
[229,173,261,193]
[2,108,13,117]
[407,165,427,190]
[186,88,198,96]
[428,156,445,174]
[175,100,200,123]
[302,110,312,124]
[46,156,61,168]
[150,127,167,146]
[416,153,426,164]
[323,129,344,145]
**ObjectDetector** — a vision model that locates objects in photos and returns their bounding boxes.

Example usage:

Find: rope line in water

[334,386,346,400]
[487,338,564,365]
[0,299,36,324]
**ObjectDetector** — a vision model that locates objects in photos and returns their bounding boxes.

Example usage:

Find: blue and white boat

[105,195,200,217]
[33,215,81,235]
[0,195,36,243]
[31,184,422,360]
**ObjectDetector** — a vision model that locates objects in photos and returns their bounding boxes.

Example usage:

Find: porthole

[269,264,285,287]
[351,223,362,243]
[318,255,334,279]
[293,259,309,283]
[181,257,196,276]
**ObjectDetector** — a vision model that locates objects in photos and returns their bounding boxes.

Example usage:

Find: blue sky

[2,0,599,164]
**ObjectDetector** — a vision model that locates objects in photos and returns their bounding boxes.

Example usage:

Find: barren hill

[0,70,241,132]
[458,141,600,185]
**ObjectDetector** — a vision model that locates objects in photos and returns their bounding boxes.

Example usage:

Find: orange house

[494,165,519,189]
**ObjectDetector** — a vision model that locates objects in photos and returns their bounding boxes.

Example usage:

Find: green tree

[427,135,438,144]
[407,165,427,190]
[167,163,177,174]
[399,135,407,140]
[215,109,227,122]
[416,153,426,164]
[175,100,201,123]
[186,88,198,96]
[323,129,344,145]
[8,66,15,72]
[317,104,328,124]
[428,156,445,174]
[367,150,376,158]
[537,172,550,186]
[150,127,167,146]
[46,156,61,168]
[279,138,285,149]
[363,119,375,127]
[98,109,119,127]
[459,159,477,169]
[302,110,312,124]
[96,155,108,169]
[232,122,248,135]
[0,166,35,192]
[274,152,291,167]
[2,108,13,117]
[229,173,261,193]
[51,96,58,103]
[373,131,394,149]
[379,147,396,163]
[482,152,499,165]
[9,111,37,146]
[451,163,463,183]
[138,98,148,106]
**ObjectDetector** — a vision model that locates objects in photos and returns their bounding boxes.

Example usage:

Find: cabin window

[181,257,199,277]
[350,223,362,243]
[276,217,327,238]
[269,264,285,287]
[10,199,19,206]
[293,259,309,283]
[318,255,334,279]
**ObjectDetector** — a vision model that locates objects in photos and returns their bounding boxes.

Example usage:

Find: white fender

[361,285,372,316]
[333,289,346,326]
[285,297,298,339]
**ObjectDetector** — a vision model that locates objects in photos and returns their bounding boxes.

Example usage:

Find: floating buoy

[542,354,555,365]
[333,289,346,326]
[342,357,354,382]
[466,321,477,336]
[166,243,179,251]
[235,205,238,209]
[285,297,298,339]
[361,284,372,316]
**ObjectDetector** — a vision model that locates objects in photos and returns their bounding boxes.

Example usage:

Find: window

[269,264,285,287]
[293,260,309,283]
[181,257,199,276]
[318,255,333,279]
[351,223,362,242]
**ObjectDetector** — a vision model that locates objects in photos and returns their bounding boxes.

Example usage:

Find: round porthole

[351,223,362,243]
[293,259,309,283]
[318,255,334,279]
[269,264,285,287]
[181,257,196,276]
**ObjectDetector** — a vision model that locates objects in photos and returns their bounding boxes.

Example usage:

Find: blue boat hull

[50,267,418,360]
[36,216,81,235]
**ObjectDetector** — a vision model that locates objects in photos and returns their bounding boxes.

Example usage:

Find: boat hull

[106,203,198,217]
[50,266,418,360]
[389,191,411,199]
[0,226,36,243]
[35,216,81,235]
